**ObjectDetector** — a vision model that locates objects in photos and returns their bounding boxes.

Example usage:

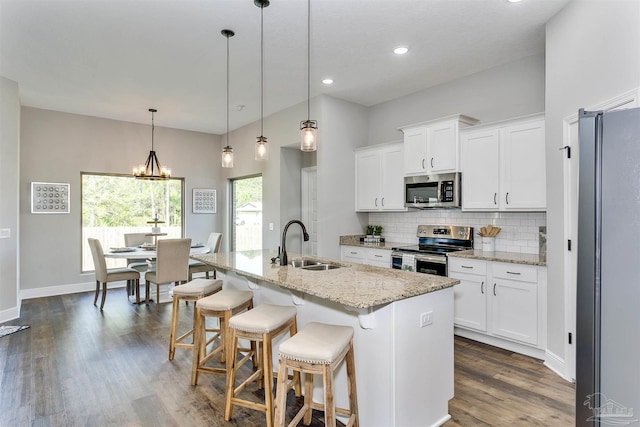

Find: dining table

[104,243,211,303]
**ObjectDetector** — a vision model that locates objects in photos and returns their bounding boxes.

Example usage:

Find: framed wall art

[192,188,216,214]
[31,182,70,214]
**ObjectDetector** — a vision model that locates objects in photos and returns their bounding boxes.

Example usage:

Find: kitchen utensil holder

[482,237,495,252]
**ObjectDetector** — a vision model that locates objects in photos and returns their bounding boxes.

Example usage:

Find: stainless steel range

[391,225,474,276]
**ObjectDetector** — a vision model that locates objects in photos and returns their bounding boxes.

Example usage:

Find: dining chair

[123,232,154,296]
[188,232,222,281]
[88,238,141,309]
[145,238,192,305]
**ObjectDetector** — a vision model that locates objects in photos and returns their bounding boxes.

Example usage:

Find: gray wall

[19,107,221,296]
[545,0,640,362]
[367,54,546,145]
[0,77,20,321]
[219,94,365,259]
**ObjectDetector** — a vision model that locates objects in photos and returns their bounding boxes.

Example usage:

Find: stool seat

[198,289,253,311]
[191,289,255,386]
[229,304,297,334]
[173,278,222,296]
[279,322,354,364]
[225,304,300,427]
[274,322,358,427]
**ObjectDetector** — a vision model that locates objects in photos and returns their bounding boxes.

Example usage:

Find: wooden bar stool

[273,322,359,427]
[168,278,223,360]
[225,304,301,427]
[191,289,255,386]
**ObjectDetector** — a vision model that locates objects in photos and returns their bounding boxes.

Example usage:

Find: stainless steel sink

[290,258,341,271]
[300,263,341,271]
[290,259,323,268]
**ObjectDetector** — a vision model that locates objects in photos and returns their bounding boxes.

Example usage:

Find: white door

[380,143,404,210]
[451,272,487,332]
[301,167,317,256]
[403,126,428,174]
[460,128,500,210]
[428,120,457,172]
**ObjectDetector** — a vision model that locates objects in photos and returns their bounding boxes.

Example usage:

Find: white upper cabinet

[401,114,478,175]
[355,141,407,212]
[461,114,546,211]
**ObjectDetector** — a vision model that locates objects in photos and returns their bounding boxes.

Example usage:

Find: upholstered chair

[144,238,191,305]
[88,238,141,309]
[188,232,222,281]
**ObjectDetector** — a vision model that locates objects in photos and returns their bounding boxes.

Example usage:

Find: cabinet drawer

[448,257,486,275]
[367,249,391,263]
[492,262,537,283]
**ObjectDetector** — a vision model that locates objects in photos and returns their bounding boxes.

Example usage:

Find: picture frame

[192,188,216,213]
[31,182,70,214]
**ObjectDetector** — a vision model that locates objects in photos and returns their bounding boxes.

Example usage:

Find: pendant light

[254,0,269,161]
[300,0,317,152]
[221,29,235,168]
[133,108,172,180]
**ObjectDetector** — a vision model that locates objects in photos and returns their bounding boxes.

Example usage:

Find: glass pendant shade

[300,119,317,152]
[222,146,234,168]
[255,136,269,161]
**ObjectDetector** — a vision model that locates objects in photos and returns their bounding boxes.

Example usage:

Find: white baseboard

[454,327,545,360]
[0,304,21,324]
[20,280,127,300]
[544,349,574,382]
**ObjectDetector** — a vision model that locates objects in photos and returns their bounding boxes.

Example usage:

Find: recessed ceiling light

[393,46,409,55]
[507,0,522,3]
[322,78,334,85]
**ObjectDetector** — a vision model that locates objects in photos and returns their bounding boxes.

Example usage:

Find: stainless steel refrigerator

[577,108,640,426]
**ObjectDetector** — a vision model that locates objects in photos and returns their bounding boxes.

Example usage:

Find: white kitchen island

[190,249,459,427]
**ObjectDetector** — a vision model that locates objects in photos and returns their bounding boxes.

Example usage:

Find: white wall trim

[20,280,127,300]
[0,304,21,323]
[544,349,573,382]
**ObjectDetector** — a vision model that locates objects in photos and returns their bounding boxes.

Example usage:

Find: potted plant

[373,225,383,236]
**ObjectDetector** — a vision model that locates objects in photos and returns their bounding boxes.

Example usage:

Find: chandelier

[133,108,171,179]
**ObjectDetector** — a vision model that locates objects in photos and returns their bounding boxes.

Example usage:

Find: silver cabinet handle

[374,198,378,207]
[431,157,434,168]
[374,254,383,258]
[350,251,357,254]
[493,283,497,296]
[506,271,521,275]
[494,193,497,205]
[461,265,473,269]
[381,197,385,206]
[481,281,484,294]
[422,158,425,169]
[505,192,510,205]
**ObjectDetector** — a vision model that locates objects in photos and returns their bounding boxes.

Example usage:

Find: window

[81,173,184,271]
[231,175,262,251]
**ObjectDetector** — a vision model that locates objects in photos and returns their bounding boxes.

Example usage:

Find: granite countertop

[190,249,458,309]
[339,235,405,250]
[447,250,547,266]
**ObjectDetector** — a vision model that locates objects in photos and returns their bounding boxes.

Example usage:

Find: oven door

[415,253,447,276]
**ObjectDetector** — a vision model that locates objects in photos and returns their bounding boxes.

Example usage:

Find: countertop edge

[447,250,546,266]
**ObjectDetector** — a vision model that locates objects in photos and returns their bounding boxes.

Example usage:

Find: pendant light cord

[226,32,230,148]
[307,0,310,121]
[260,3,264,137]
[151,110,155,151]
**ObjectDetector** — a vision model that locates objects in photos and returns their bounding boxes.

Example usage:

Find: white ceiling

[0,0,570,135]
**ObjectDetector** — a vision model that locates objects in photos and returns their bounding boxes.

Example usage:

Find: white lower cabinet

[340,246,391,268]
[449,257,546,355]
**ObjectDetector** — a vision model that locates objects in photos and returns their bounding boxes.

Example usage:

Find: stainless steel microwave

[404,172,461,209]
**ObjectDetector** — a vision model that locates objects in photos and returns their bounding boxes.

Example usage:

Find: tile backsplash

[368,211,546,254]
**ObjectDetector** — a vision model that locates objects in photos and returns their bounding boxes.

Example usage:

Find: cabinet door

[355,149,381,211]
[380,144,405,210]
[460,128,500,210]
[450,272,487,332]
[427,120,458,173]
[403,126,428,175]
[500,119,546,210]
[490,279,538,345]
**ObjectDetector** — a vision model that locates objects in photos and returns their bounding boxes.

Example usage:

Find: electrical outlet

[0,228,10,239]
[420,311,433,328]
[269,222,274,231]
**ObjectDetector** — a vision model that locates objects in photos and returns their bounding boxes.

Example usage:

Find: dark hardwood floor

[1,289,574,426]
